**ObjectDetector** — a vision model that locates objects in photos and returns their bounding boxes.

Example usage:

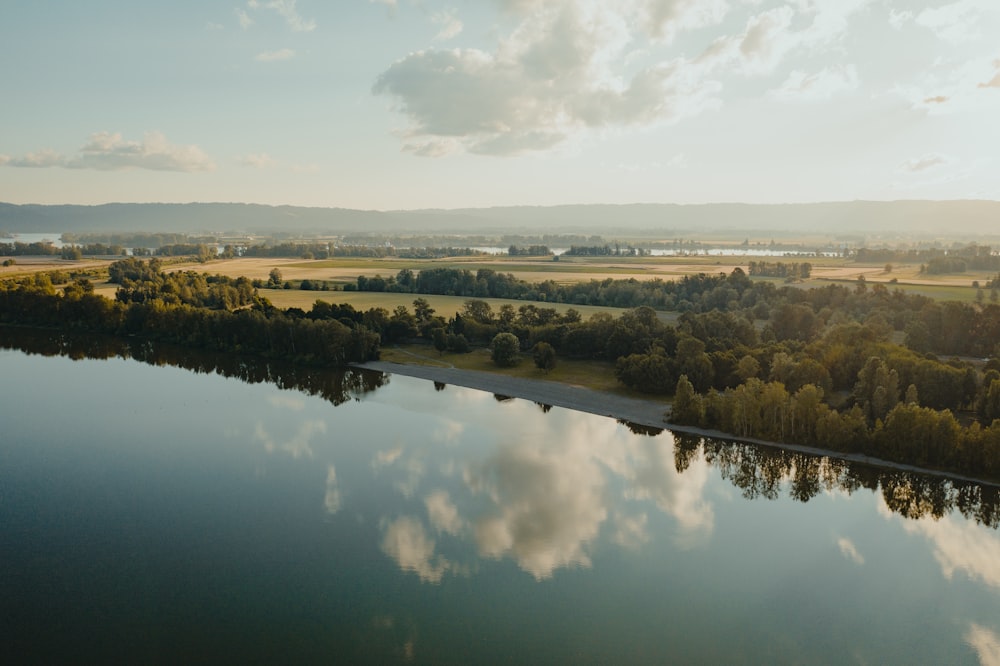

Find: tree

[533,342,556,372]
[670,375,703,425]
[268,268,283,287]
[491,332,520,367]
[412,297,434,323]
[432,327,448,355]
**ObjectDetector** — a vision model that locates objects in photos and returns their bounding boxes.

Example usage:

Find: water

[1,330,998,664]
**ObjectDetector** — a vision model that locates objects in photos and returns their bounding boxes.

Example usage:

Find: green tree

[268,268,283,287]
[432,327,448,355]
[533,342,556,372]
[491,332,520,367]
[670,375,703,425]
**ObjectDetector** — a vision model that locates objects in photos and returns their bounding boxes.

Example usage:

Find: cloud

[899,153,950,173]
[916,0,992,43]
[2,131,215,172]
[980,61,1000,89]
[206,21,225,31]
[236,8,254,29]
[771,64,859,101]
[255,48,295,62]
[888,8,913,30]
[381,516,451,583]
[4,148,65,168]
[836,537,864,565]
[254,0,316,32]
[239,152,318,173]
[966,624,1000,666]
[374,3,724,156]
[432,10,463,41]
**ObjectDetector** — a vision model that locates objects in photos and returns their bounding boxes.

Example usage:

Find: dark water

[2,330,999,664]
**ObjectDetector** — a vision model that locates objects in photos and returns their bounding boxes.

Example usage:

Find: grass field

[11,251,996,308]
[258,289,683,324]
[378,344,636,395]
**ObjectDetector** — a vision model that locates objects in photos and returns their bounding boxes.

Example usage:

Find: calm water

[2,331,999,664]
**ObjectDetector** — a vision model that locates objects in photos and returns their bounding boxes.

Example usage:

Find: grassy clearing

[261,289,682,324]
[379,344,636,395]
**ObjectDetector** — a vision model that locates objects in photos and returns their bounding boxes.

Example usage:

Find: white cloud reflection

[324,465,342,514]
[967,623,1000,666]
[879,496,1000,590]
[376,395,716,582]
[381,516,451,583]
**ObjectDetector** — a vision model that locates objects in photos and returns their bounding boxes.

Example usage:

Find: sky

[1,0,998,210]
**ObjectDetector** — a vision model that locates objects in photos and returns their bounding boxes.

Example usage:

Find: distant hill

[1,200,998,237]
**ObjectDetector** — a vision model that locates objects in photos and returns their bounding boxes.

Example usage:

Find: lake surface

[2,330,999,664]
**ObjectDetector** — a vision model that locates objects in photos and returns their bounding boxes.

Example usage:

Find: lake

[1,329,998,664]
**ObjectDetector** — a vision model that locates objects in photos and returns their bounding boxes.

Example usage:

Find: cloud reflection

[966,623,1000,666]
[324,465,342,514]
[836,537,864,565]
[879,497,1000,590]
[380,516,451,583]
[255,419,326,458]
[378,397,716,581]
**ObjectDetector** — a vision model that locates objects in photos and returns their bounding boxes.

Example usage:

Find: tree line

[1,260,380,366]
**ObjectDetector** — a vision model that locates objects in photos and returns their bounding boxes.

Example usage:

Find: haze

[2,1,998,211]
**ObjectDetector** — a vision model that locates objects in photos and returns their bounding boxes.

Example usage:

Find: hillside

[2,200,998,237]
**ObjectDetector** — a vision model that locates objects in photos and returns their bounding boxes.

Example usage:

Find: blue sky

[1,0,998,209]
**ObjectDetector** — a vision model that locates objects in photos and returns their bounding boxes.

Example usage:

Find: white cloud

[4,148,65,168]
[260,0,316,31]
[239,152,318,173]
[836,537,864,565]
[966,624,1000,666]
[381,515,451,583]
[374,3,724,156]
[236,8,254,29]
[432,9,463,41]
[916,0,992,43]
[888,8,913,30]
[255,48,295,62]
[206,21,225,31]
[771,64,859,101]
[2,132,215,172]
[980,61,1000,89]
[899,153,951,173]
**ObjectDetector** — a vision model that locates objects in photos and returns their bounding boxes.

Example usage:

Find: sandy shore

[354,359,1000,488]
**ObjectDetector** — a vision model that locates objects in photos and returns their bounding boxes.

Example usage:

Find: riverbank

[354,359,1000,489]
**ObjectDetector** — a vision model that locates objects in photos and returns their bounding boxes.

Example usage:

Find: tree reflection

[0,327,389,407]
[684,433,1000,528]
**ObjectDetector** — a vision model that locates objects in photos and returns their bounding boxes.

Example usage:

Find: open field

[378,344,632,395]
[258,290,682,324]
[9,252,996,307]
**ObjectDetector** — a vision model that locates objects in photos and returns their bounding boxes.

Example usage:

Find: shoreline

[354,359,1000,489]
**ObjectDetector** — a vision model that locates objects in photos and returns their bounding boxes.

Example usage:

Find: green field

[261,289,682,324]
[378,344,635,395]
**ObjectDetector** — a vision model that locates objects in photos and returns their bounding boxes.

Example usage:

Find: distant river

[1,329,998,664]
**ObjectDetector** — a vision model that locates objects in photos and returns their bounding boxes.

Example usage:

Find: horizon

[2,3,999,212]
